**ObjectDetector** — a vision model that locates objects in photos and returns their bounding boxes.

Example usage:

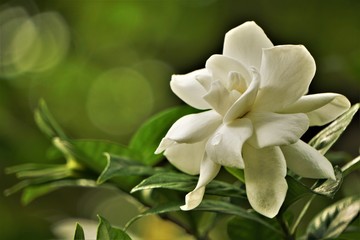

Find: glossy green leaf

[97,154,164,184]
[97,215,131,240]
[21,179,97,205]
[129,105,198,166]
[227,216,282,240]
[74,223,85,240]
[306,195,360,240]
[312,166,343,198]
[309,103,359,155]
[131,172,246,198]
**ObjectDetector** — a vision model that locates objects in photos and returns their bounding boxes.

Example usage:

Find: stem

[289,178,320,236]
[277,215,295,240]
[290,194,316,235]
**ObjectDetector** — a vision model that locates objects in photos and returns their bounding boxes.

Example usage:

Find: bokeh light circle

[87,67,154,136]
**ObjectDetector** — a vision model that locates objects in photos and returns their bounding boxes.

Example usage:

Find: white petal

[181,154,221,210]
[243,144,288,218]
[163,141,206,175]
[223,68,260,123]
[223,21,273,69]
[206,119,253,169]
[170,69,212,110]
[246,112,309,148]
[203,81,236,116]
[280,93,351,126]
[281,140,335,180]
[195,74,213,91]
[155,110,222,153]
[205,54,251,89]
[254,45,316,112]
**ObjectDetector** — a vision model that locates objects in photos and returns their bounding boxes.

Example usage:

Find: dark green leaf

[225,167,245,183]
[281,176,313,212]
[306,195,360,240]
[129,106,198,166]
[131,172,246,198]
[21,179,97,205]
[125,199,281,234]
[196,200,282,234]
[281,168,343,214]
[335,224,360,240]
[74,223,85,240]
[97,154,164,184]
[309,103,359,155]
[97,215,131,240]
[227,216,282,240]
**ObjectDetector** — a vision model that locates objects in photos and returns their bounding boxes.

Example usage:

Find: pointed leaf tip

[74,223,85,240]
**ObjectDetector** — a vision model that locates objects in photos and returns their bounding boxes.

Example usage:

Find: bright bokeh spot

[0,6,29,76]
[12,12,70,73]
[87,68,154,136]
[0,7,70,77]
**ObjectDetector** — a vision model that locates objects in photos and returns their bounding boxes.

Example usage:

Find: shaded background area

[0,0,359,239]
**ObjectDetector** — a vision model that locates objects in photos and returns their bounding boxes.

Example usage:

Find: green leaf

[74,223,85,240]
[53,139,142,191]
[129,105,198,166]
[306,195,360,240]
[54,138,139,173]
[227,216,282,240]
[335,224,360,240]
[225,167,245,183]
[281,176,313,211]
[125,199,281,234]
[312,166,343,198]
[341,155,360,177]
[97,154,163,184]
[309,103,359,155]
[21,179,97,205]
[280,167,343,215]
[97,215,131,240]
[5,163,63,175]
[34,99,67,139]
[131,172,246,198]
[4,166,72,197]
[196,200,282,234]
[125,201,183,230]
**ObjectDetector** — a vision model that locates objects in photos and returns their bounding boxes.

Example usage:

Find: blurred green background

[0,0,359,239]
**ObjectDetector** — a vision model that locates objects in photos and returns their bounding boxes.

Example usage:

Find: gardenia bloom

[155,21,350,218]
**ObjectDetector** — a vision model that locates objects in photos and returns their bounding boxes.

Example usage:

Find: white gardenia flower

[155,21,350,218]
